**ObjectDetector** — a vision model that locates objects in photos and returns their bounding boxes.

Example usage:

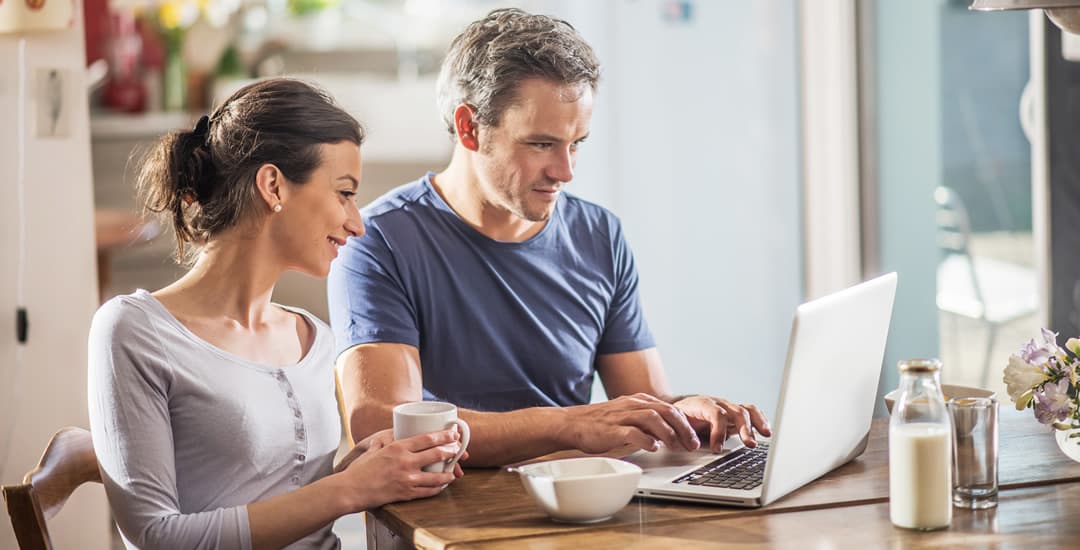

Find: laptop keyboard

[673,443,770,491]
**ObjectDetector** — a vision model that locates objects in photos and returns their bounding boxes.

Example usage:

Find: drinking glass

[948,396,998,509]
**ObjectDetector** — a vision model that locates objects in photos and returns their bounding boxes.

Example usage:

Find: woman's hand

[334,429,395,473]
[337,428,464,512]
[335,429,470,477]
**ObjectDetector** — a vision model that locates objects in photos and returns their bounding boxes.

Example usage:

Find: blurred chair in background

[934,185,1038,388]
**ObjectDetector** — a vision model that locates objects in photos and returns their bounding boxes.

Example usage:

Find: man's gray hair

[436,8,600,138]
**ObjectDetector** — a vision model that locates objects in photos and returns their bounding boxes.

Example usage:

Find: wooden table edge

[389,473,1080,549]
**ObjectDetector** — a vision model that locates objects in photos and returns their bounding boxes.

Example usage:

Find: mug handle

[442,419,470,473]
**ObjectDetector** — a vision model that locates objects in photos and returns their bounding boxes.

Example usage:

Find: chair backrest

[934,185,985,306]
[2,427,102,550]
[934,186,973,257]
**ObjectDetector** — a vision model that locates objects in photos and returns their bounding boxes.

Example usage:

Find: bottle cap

[898,358,942,373]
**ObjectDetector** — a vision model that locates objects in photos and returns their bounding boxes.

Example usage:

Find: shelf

[90,111,196,140]
[90,73,454,164]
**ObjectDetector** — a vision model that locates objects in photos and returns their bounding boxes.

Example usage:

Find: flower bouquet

[1004,329,1080,445]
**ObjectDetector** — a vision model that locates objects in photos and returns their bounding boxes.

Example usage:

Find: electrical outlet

[35,67,69,138]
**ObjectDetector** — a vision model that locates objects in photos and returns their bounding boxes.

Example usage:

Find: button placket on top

[274,370,307,486]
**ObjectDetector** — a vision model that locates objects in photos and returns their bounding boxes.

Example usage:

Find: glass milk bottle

[889,358,952,530]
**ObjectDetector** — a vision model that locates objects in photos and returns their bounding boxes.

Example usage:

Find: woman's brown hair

[136,78,364,262]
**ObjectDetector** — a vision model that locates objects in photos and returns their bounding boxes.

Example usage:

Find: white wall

[545,0,803,417]
[0,1,109,548]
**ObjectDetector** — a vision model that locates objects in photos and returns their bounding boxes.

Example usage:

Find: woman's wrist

[325,471,369,515]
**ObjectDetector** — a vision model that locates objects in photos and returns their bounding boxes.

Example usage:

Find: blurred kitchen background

[88,0,1037,415]
[1,0,1053,547]
[88,0,484,319]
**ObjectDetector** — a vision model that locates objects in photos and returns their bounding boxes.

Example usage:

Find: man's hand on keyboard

[672,396,772,452]
[560,393,702,454]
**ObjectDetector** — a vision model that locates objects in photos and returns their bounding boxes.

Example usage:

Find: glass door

[867,0,1036,408]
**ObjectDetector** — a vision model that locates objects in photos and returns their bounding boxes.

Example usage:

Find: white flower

[1003,354,1048,406]
[1067,338,1080,356]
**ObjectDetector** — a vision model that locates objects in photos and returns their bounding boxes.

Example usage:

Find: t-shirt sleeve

[597,218,656,355]
[327,220,420,358]
[87,298,252,550]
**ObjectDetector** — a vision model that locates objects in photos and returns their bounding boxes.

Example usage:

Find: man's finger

[715,423,728,452]
[619,426,660,452]
[648,402,699,451]
[730,404,756,445]
[708,405,728,452]
[612,395,698,450]
[718,400,756,447]
[737,408,755,446]
[745,403,772,437]
[625,409,680,450]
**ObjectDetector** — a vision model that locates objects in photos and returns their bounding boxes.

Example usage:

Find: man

[327,8,770,466]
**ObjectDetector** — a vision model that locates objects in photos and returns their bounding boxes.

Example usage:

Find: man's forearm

[350,401,571,467]
[456,406,569,466]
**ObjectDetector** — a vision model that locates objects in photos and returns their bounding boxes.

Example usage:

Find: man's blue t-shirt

[327,173,655,412]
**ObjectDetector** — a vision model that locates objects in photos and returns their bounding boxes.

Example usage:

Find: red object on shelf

[103,78,146,113]
[83,0,109,66]
[102,11,147,113]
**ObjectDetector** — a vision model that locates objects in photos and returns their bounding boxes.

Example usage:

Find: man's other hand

[673,396,772,452]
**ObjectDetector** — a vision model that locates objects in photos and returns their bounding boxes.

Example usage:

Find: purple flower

[1034,379,1073,425]
[1020,329,1061,365]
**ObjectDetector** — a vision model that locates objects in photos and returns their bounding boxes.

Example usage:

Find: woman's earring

[273,204,283,213]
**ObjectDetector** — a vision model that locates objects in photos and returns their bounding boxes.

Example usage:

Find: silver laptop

[627,272,897,507]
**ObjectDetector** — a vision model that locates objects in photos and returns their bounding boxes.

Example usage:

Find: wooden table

[463,484,1080,549]
[365,410,1080,549]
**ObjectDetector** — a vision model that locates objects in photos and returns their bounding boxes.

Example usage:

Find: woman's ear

[254,163,284,213]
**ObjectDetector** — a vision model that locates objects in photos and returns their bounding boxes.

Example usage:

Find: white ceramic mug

[392,401,471,473]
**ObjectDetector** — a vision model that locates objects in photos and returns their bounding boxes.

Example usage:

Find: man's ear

[254,163,284,213]
[454,104,480,151]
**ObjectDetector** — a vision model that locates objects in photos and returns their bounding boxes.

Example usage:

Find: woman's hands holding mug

[334,428,467,511]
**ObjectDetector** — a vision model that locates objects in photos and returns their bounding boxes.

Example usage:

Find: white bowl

[515,457,642,523]
[883,384,996,414]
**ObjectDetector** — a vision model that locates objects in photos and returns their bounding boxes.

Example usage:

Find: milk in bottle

[889,358,952,530]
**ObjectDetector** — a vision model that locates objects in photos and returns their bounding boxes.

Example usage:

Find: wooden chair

[2,427,102,550]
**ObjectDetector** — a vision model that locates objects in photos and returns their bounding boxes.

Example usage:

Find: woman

[88,78,462,549]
